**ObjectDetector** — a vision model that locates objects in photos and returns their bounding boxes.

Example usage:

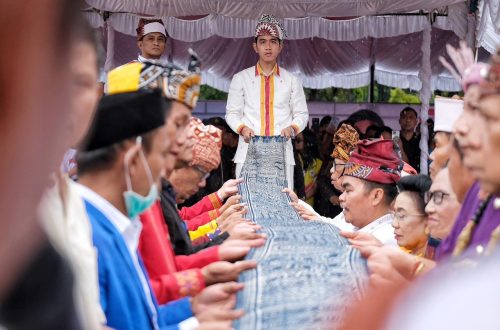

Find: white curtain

[484,0,500,34]
[85,0,464,18]
[433,3,469,39]
[84,0,491,92]
[477,0,500,54]
[84,12,435,42]
[108,28,461,92]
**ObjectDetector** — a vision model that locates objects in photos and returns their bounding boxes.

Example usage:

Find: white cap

[434,97,464,133]
[143,22,166,38]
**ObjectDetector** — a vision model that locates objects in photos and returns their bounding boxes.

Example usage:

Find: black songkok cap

[81,89,169,151]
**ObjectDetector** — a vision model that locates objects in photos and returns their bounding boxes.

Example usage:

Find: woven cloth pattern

[234,136,368,330]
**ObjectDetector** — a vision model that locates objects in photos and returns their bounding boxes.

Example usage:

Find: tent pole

[369,64,375,103]
[103,13,115,73]
[418,20,431,175]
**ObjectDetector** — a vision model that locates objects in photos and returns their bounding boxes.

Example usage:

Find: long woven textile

[234,136,368,330]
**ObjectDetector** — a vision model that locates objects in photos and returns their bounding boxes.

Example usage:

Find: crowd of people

[1,1,500,329]
[190,106,428,221]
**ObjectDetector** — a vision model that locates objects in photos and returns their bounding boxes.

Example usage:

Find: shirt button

[476,245,484,255]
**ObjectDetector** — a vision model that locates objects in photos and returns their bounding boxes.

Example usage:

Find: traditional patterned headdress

[163,49,202,109]
[439,41,489,92]
[343,139,402,185]
[463,63,489,91]
[107,49,201,109]
[254,14,286,41]
[190,118,222,173]
[136,18,167,40]
[331,123,359,161]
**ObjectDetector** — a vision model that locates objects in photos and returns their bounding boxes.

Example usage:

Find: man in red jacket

[139,125,265,302]
[166,117,245,233]
[159,117,260,256]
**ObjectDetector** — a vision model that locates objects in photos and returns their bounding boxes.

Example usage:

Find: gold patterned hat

[163,49,202,109]
[255,14,286,41]
[344,139,402,185]
[190,118,222,173]
[107,49,201,109]
[331,123,359,161]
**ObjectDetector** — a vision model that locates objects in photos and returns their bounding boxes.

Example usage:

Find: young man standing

[136,18,168,65]
[100,19,169,94]
[225,14,309,189]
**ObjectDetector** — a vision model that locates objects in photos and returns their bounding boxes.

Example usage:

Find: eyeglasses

[194,166,210,181]
[333,159,347,173]
[393,211,426,222]
[425,191,450,205]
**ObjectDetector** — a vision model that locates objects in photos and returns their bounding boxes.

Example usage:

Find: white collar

[73,183,142,252]
[137,55,169,66]
[357,213,394,233]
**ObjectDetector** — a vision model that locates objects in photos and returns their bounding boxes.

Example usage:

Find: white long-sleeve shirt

[299,200,397,245]
[225,64,309,164]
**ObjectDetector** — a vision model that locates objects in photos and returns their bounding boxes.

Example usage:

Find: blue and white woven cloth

[234,136,368,330]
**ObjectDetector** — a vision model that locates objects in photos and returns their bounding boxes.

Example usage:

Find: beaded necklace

[452,194,493,257]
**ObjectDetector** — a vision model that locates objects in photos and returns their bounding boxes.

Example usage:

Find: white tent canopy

[84,0,463,18]
[83,1,499,93]
[477,0,500,53]
[87,23,462,92]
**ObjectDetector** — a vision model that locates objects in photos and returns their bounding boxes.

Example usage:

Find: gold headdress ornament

[331,123,359,161]
[163,49,202,109]
[107,49,202,109]
[255,14,286,41]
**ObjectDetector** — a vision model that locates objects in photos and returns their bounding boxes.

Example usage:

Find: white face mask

[122,137,159,219]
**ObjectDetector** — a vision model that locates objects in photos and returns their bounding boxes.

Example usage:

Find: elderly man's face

[330,158,346,191]
[429,132,451,180]
[170,166,207,203]
[478,94,500,193]
[164,101,191,174]
[448,137,475,203]
[425,168,461,240]
[454,85,487,180]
